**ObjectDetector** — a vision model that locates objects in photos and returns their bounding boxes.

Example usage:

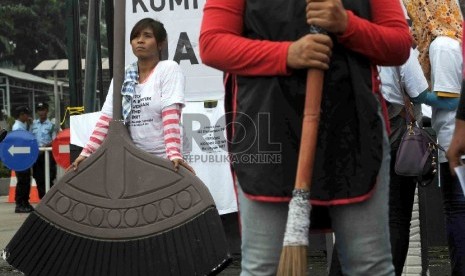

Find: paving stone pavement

[0,196,452,275]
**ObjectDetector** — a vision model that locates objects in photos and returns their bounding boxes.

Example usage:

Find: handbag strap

[420,145,433,170]
[396,67,416,125]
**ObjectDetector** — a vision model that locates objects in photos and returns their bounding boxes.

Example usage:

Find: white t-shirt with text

[101,60,185,158]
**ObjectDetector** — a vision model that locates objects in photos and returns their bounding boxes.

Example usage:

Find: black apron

[225,0,383,205]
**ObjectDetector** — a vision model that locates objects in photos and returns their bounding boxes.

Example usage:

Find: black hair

[130,18,167,46]
[14,106,30,119]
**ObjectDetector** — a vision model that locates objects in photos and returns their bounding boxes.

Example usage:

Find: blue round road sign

[0,130,39,171]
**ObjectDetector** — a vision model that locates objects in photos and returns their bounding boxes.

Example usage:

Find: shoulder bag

[394,81,444,184]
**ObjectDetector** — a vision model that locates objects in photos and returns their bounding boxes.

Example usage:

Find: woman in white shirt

[71,18,194,174]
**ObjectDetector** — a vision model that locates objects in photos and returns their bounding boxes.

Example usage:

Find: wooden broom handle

[294,69,324,190]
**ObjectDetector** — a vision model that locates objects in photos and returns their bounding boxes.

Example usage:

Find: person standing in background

[31,102,56,199]
[404,0,465,273]
[447,4,465,174]
[378,48,428,276]
[380,46,458,275]
[330,46,460,276]
[447,93,465,171]
[12,106,34,213]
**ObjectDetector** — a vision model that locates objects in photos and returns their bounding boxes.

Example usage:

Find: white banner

[182,100,237,214]
[70,112,101,147]
[125,0,223,101]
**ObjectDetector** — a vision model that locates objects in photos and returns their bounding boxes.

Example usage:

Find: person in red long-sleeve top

[200,0,411,275]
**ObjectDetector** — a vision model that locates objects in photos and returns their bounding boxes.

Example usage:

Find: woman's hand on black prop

[306,0,348,35]
[67,155,87,172]
[172,158,196,175]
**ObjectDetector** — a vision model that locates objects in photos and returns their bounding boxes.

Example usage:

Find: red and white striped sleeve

[162,104,182,161]
[80,114,111,157]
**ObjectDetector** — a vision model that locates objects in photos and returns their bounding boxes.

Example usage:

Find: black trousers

[439,162,465,275]
[15,169,31,205]
[389,148,418,276]
[32,152,57,199]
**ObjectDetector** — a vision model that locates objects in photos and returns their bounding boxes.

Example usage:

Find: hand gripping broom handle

[295,25,326,191]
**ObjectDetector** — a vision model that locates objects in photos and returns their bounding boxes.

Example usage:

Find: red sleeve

[80,114,111,157]
[199,0,411,75]
[162,104,182,161]
[338,0,412,66]
[199,0,292,76]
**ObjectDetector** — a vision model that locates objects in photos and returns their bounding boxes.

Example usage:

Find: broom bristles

[4,209,231,276]
[277,245,307,276]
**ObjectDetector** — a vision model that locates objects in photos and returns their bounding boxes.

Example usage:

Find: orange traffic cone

[7,171,40,203]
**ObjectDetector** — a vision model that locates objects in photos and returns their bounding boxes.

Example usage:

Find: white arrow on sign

[8,145,31,156]
[59,145,70,154]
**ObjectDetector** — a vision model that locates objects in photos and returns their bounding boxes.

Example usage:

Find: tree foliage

[0,0,108,73]
[0,0,68,72]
